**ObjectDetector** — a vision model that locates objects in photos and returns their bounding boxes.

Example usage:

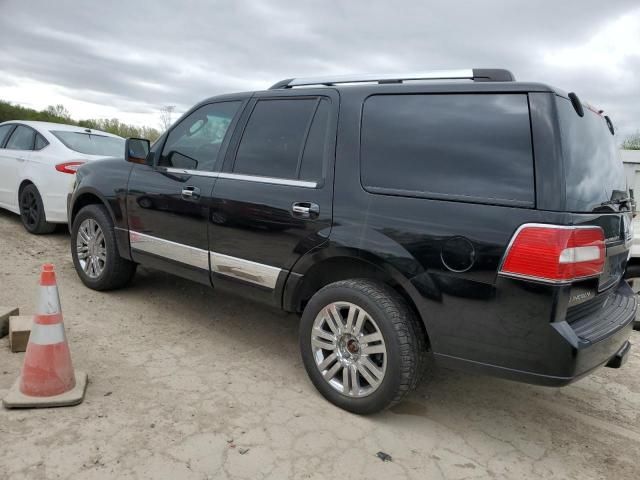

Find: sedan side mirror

[125,138,151,165]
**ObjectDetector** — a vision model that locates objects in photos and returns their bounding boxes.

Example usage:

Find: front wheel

[71,204,136,290]
[300,279,428,414]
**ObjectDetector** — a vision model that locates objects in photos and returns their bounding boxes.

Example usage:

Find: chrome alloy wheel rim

[77,219,106,279]
[311,302,387,398]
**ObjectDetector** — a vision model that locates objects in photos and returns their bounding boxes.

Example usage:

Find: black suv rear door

[208,89,338,305]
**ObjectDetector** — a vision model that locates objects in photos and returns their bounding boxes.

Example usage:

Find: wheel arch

[18,178,35,195]
[283,247,430,348]
[70,188,116,226]
[70,188,132,260]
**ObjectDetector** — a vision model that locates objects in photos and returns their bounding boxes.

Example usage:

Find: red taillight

[499,224,605,283]
[55,161,85,174]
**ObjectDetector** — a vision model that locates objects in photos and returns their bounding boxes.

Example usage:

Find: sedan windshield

[51,131,124,157]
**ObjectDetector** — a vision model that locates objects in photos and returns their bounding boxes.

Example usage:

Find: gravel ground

[1,208,640,480]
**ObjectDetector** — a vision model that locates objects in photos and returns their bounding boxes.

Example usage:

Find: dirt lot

[1,209,640,480]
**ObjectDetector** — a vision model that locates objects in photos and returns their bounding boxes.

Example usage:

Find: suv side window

[159,101,241,171]
[233,98,328,180]
[5,125,36,151]
[360,94,534,206]
[0,124,14,147]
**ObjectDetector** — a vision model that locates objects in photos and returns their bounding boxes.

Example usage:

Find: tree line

[623,133,640,150]
[0,100,161,142]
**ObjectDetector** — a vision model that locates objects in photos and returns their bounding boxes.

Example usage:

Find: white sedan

[0,120,124,233]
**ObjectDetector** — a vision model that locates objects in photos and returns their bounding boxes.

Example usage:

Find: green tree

[622,132,640,150]
[44,104,71,121]
[0,100,160,142]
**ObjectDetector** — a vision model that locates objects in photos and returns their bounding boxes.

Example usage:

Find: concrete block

[0,306,19,338]
[9,316,32,353]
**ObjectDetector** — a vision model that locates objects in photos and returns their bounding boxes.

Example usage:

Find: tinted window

[299,98,330,181]
[234,98,318,179]
[0,124,13,147]
[5,126,35,150]
[34,133,48,150]
[160,101,240,171]
[361,94,534,206]
[556,97,627,212]
[52,131,124,156]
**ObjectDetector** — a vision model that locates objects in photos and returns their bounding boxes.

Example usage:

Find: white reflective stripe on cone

[37,285,61,315]
[29,323,66,345]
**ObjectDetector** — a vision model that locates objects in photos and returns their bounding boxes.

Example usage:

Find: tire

[624,264,640,331]
[19,184,56,234]
[71,204,136,290]
[299,279,428,414]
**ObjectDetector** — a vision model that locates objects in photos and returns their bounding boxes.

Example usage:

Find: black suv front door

[208,89,338,305]
[126,99,245,284]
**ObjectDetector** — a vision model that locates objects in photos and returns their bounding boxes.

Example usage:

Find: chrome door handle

[16,157,26,162]
[292,202,319,218]
[181,186,200,199]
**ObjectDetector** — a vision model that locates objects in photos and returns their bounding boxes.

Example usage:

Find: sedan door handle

[181,186,200,199]
[292,202,319,218]
[16,157,26,162]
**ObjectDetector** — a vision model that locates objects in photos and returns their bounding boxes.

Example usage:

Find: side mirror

[125,138,151,164]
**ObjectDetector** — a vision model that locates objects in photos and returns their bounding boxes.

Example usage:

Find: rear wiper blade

[599,197,631,208]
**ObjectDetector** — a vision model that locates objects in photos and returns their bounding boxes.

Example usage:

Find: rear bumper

[435,280,636,387]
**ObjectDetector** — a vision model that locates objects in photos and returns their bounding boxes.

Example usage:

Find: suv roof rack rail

[269,68,515,89]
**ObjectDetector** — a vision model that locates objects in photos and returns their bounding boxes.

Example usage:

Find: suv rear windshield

[51,131,124,157]
[556,97,627,212]
[360,94,534,207]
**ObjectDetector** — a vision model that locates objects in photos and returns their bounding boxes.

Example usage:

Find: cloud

[0,0,638,136]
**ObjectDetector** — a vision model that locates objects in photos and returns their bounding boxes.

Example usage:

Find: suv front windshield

[51,131,124,157]
[557,97,627,212]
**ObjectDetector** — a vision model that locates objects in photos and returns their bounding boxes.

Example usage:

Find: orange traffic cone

[3,264,87,409]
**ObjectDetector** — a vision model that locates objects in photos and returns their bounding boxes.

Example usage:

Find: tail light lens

[55,161,85,174]
[499,224,605,283]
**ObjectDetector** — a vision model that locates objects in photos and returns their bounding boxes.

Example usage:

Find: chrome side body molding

[129,230,281,289]
[162,168,317,189]
[210,252,280,289]
[129,231,210,270]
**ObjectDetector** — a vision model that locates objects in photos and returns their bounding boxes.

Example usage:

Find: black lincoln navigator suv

[68,68,636,414]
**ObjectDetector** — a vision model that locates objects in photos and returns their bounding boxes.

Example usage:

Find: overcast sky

[1,0,639,138]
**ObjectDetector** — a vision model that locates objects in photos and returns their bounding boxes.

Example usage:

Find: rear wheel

[300,279,428,414]
[71,204,136,290]
[624,264,640,331]
[19,184,56,234]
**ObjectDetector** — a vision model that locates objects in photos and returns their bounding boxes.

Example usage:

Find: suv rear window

[360,94,534,206]
[51,131,124,157]
[556,97,627,212]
